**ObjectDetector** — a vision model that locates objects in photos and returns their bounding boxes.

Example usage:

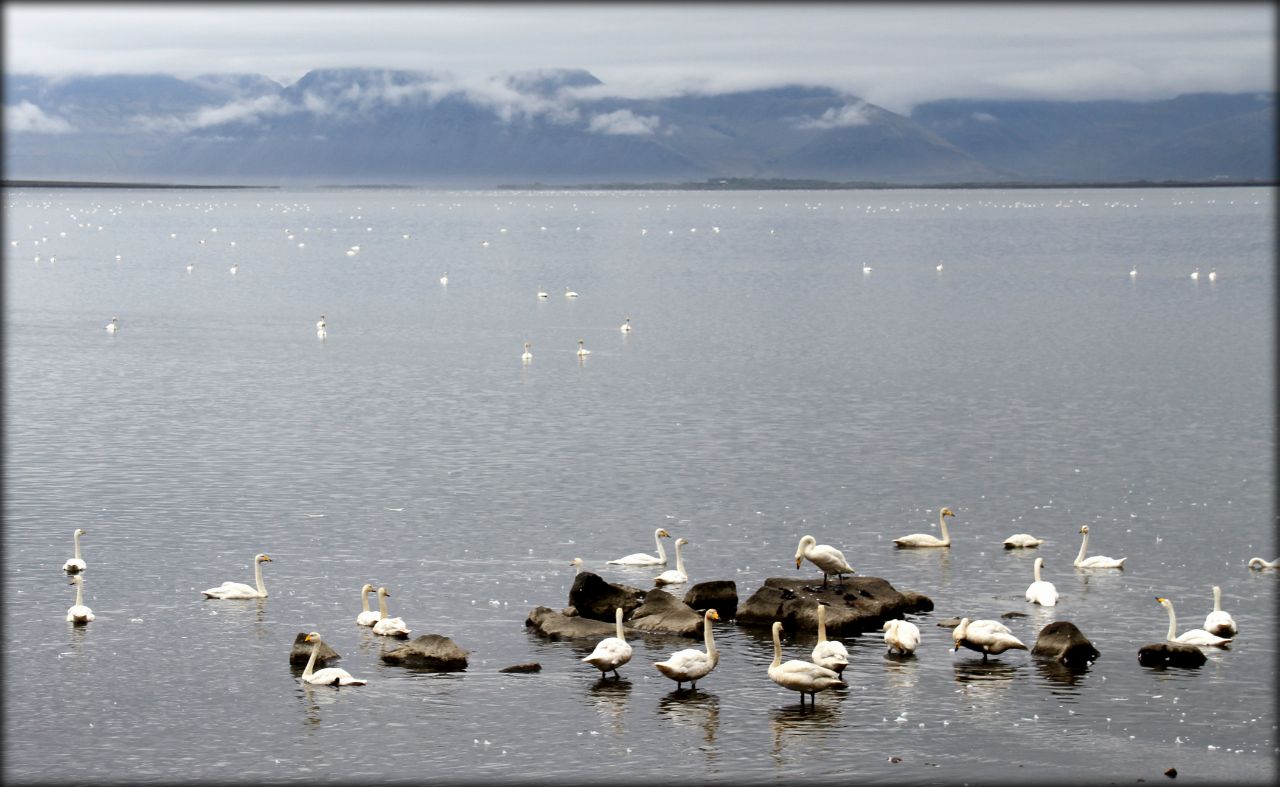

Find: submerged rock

[1137,641,1206,668]
[526,606,634,640]
[737,577,933,636]
[289,632,339,667]
[1032,621,1100,667]
[630,588,704,637]
[499,662,542,673]
[380,634,469,670]
[568,572,647,623]
[683,580,738,620]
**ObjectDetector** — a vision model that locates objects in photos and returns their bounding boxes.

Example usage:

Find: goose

[810,603,848,675]
[1025,557,1058,606]
[1073,525,1126,568]
[105,317,119,334]
[582,607,632,679]
[201,553,271,599]
[768,621,845,706]
[1189,267,1200,280]
[1201,586,1237,638]
[881,619,920,655]
[355,583,379,627]
[653,538,690,586]
[620,317,632,333]
[1207,268,1217,282]
[655,608,721,690]
[794,535,855,587]
[439,272,448,285]
[608,528,671,566]
[372,586,410,637]
[300,632,366,686]
[893,507,956,548]
[1002,533,1044,549]
[952,618,1027,660]
[1248,557,1279,570]
[522,342,533,363]
[62,528,88,573]
[65,574,94,624]
[564,287,579,299]
[1156,596,1231,647]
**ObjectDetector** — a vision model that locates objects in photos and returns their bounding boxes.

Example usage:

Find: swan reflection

[298,682,343,731]
[587,675,632,733]
[656,690,720,745]
[769,702,842,766]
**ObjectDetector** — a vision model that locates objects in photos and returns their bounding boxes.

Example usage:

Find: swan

[1207,268,1217,282]
[582,607,632,678]
[1156,596,1231,647]
[571,557,584,575]
[768,621,845,706]
[439,272,448,285]
[794,535,855,587]
[300,632,366,686]
[230,263,238,275]
[1248,557,1279,570]
[1129,264,1138,277]
[62,528,88,573]
[201,553,271,598]
[576,339,591,357]
[893,507,956,548]
[952,618,1028,660]
[105,317,118,334]
[936,263,944,272]
[316,315,326,331]
[655,608,721,689]
[522,342,533,363]
[186,263,194,273]
[537,289,549,300]
[1025,557,1058,606]
[564,287,579,299]
[882,619,920,655]
[355,583,379,627]
[372,586,411,637]
[608,528,671,566]
[862,263,872,274]
[620,317,632,333]
[66,574,94,624]
[1073,525,1126,568]
[1002,533,1044,549]
[1201,586,1237,638]
[654,538,690,586]
[1189,267,1199,280]
[810,603,848,675]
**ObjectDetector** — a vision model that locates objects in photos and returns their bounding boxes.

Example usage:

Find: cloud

[971,112,998,123]
[794,102,872,130]
[130,94,296,133]
[586,109,661,135]
[5,100,74,133]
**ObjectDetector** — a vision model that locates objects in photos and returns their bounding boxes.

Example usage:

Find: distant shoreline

[3,180,277,190]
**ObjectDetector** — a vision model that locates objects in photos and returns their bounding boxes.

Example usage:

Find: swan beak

[1155,596,1166,603]
[795,558,803,569]
[261,555,272,562]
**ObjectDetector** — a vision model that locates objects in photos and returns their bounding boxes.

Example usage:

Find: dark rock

[1138,642,1206,668]
[899,591,934,612]
[525,606,634,640]
[499,662,542,673]
[289,632,339,667]
[568,571,647,623]
[1000,611,1029,619]
[1165,767,1178,778]
[380,634,469,671]
[736,577,933,636]
[1032,621,1101,667]
[630,588,704,637]
[889,757,902,764]
[683,580,738,619]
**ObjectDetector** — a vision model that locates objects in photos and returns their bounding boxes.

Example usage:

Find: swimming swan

[355,583,379,627]
[1002,533,1044,549]
[810,603,848,675]
[201,553,271,598]
[582,606,632,678]
[768,621,845,706]
[62,528,88,573]
[794,535,855,587]
[522,342,533,363]
[620,317,632,333]
[576,339,591,357]
[66,574,94,624]
[655,608,721,689]
[1073,525,1126,568]
[894,507,956,548]
[1201,586,1237,638]
[564,287,579,299]
[654,538,690,586]
[105,317,118,334]
[608,528,671,565]
[372,586,411,637]
[952,618,1027,660]
[301,632,366,685]
[882,619,921,655]
[1247,557,1279,570]
[1025,557,1058,606]
[1157,596,1231,647]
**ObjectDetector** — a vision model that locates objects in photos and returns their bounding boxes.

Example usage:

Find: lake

[3,185,1275,784]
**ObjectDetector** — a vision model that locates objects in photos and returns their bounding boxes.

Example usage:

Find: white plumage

[66,574,94,624]
[582,607,632,678]
[810,603,848,675]
[300,632,366,686]
[62,528,88,573]
[653,538,690,586]
[882,619,920,655]
[1002,532,1044,549]
[355,583,379,627]
[1025,557,1058,606]
[1202,585,1237,637]
[1073,525,1126,568]
[952,618,1028,659]
[768,621,844,705]
[655,609,720,689]
[608,528,670,566]
[894,508,956,548]
[372,586,411,637]
[201,553,271,599]
[794,535,855,587]
[1157,596,1230,647]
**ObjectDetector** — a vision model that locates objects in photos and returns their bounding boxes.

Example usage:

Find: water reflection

[586,676,631,734]
[882,651,921,707]
[952,657,1022,720]
[298,682,342,732]
[769,702,843,767]
[656,690,720,746]
[1033,657,1091,691]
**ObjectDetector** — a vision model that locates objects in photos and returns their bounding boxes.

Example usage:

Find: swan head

[674,537,689,547]
[705,609,720,621]
[1155,596,1171,609]
[74,528,87,537]
[657,529,671,539]
[940,508,955,518]
[378,586,390,598]
[68,574,84,586]
[254,554,272,563]
[304,631,322,644]
[360,583,374,594]
[951,618,971,649]
[1079,525,1090,534]
[570,557,583,569]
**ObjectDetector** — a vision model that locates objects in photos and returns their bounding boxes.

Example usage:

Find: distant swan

[952,618,1027,660]
[768,621,845,706]
[66,574,94,624]
[62,528,88,573]
[316,315,326,331]
[355,583,379,627]
[1002,533,1044,549]
[608,528,670,566]
[301,632,366,686]
[105,317,118,334]
[620,317,632,333]
[1073,525,1126,568]
[564,287,578,299]
[1207,268,1217,282]
[1156,596,1231,647]
[230,263,238,275]
[537,289,549,299]
[201,553,271,599]
[1202,585,1237,638]
[894,507,956,548]
[810,603,848,675]
[1129,264,1138,277]
[654,538,690,586]
[372,586,410,637]
[794,535,855,587]
[1189,267,1199,280]
[862,263,872,274]
[1248,557,1279,570]
[1025,557,1058,606]
[655,608,720,690]
[522,342,533,363]
[576,339,591,357]
[439,272,448,285]
[582,607,632,679]
[882,619,920,655]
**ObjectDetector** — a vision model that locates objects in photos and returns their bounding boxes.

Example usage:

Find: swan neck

[1033,560,1043,582]
[771,625,783,669]
[654,530,667,562]
[674,541,685,573]
[1165,601,1177,641]
[254,559,266,596]
[704,612,717,657]
[360,588,370,613]
[73,532,82,560]
[1213,586,1222,612]
[1075,530,1089,564]
[378,592,389,618]
[615,608,625,641]
[74,579,84,607]
[938,512,950,544]
[816,605,828,642]
[302,639,319,679]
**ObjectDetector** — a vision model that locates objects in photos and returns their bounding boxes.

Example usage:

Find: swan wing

[1176,629,1231,647]
[63,558,87,572]
[1203,611,1237,637]
[356,610,380,626]
[812,641,848,670]
[607,553,662,565]
[656,649,713,680]
[373,617,410,636]
[201,582,258,598]
[306,668,366,686]
[1077,555,1126,568]
[654,570,686,585]
[893,534,941,548]
[583,638,633,669]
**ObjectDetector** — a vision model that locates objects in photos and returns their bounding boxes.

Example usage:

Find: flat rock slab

[1138,641,1207,668]
[683,580,738,620]
[380,634,469,670]
[525,606,637,641]
[630,588,704,637]
[1032,621,1100,667]
[568,572,648,623]
[737,577,933,636]
[289,632,339,667]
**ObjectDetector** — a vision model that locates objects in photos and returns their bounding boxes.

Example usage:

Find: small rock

[1000,611,1029,619]
[498,662,541,673]
[1138,642,1206,668]
[1164,767,1178,778]
[526,606,633,640]
[630,588,704,637]
[568,572,647,622]
[683,580,738,620]
[936,617,964,628]
[380,634,469,670]
[889,756,902,764]
[1032,621,1100,667]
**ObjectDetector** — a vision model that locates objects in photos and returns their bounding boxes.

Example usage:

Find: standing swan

[655,608,721,690]
[952,618,1027,660]
[608,528,671,565]
[372,586,411,637]
[1157,596,1231,647]
[1073,525,1126,568]
[894,507,956,548]
[66,574,94,624]
[1202,585,1237,637]
[794,535,855,587]
[355,583,379,627]
[768,621,845,706]
[62,528,88,573]
[810,603,848,675]
[882,619,921,655]
[301,632,366,686]
[654,538,690,586]
[1025,557,1059,606]
[201,553,271,599]
[582,607,632,679]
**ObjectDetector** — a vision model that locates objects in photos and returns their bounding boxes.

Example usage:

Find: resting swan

[582,606,632,679]
[301,632,366,686]
[201,553,271,599]
[768,621,845,706]
[810,603,848,675]
[952,618,1027,660]
[655,608,720,689]
[654,538,690,586]
[1248,557,1279,570]
[1025,557,1059,606]
[794,535,855,587]
[1002,533,1044,549]
[882,619,920,655]
[372,586,411,637]
[894,507,955,548]
[1202,585,1237,637]
[66,574,94,624]
[1157,596,1230,647]
[355,583,379,627]
[608,528,671,565]
[62,528,88,573]
[1073,525,1126,568]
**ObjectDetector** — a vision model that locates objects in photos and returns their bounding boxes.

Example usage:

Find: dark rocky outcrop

[736,577,933,636]
[289,632,339,667]
[1032,621,1100,667]
[1138,642,1207,668]
[380,634,469,670]
[499,662,542,673]
[525,606,634,640]
[683,580,738,620]
[630,589,704,637]
[568,572,647,623]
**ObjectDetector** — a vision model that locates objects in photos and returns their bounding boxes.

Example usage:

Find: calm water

[3,186,1276,784]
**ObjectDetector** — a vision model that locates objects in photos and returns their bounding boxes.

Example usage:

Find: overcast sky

[4,3,1275,112]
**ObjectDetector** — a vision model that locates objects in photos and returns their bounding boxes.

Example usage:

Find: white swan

[1201,586,1237,638]
[862,263,872,274]
[1248,557,1279,570]
[576,339,591,357]
[1025,557,1059,606]
[768,621,844,706]
[608,528,671,565]
[1207,268,1217,282]
[893,507,956,548]
[372,586,410,637]
[571,557,584,575]
[201,553,271,598]
[1157,596,1231,647]
[810,603,848,675]
[1002,533,1044,549]
[1073,525,1126,568]
[521,342,533,363]
[355,583,379,627]
[952,618,1027,660]
[537,289,549,300]
[1190,267,1200,280]
[439,272,448,285]
[794,535,855,587]
[564,287,579,299]
[620,317,632,333]
[66,574,94,624]
[582,607,632,678]
[230,263,238,275]
[316,315,326,331]
[62,528,87,573]
[105,317,118,334]
[655,608,721,689]
[654,538,690,586]
[1129,264,1138,277]
[882,619,920,655]
[300,632,366,686]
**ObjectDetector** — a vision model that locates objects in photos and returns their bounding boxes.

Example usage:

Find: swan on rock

[66,574,94,624]
[1073,525,1126,568]
[1202,585,1237,637]
[952,618,1027,660]
[608,528,671,565]
[62,528,88,573]
[1157,596,1231,647]
[894,508,956,548]
[653,538,690,586]
[372,586,411,637]
[810,602,848,675]
[301,632,366,686]
[355,583,379,627]
[655,608,720,690]
[768,621,845,706]
[794,535,855,587]
[1002,533,1044,549]
[1025,557,1059,606]
[882,619,921,655]
[582,606,632,679]
[201,553,271,599]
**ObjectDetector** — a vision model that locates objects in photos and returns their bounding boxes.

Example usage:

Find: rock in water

[525,606,633,640]
[289,632,339,667]
[499,662,541,673]
[683,580,738,620]
[568,571,647,622]
[1032,621,1101,666]
[380,634,469,670]
[629,588,704,636]
[737,577,933,636]
[1137,641,1206,668]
